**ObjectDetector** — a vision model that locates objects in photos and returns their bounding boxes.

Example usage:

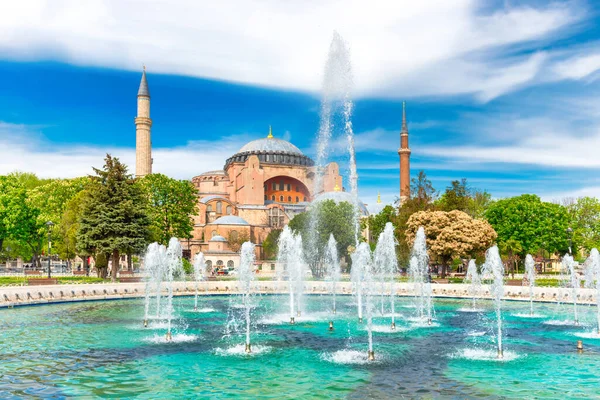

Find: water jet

[328,321,334,331]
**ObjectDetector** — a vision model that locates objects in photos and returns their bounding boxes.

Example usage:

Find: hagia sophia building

[134,70,411,272]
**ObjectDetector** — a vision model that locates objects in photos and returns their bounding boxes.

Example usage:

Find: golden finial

[377,192,381,203]
[267,125,273,139]
[334,183,340,192]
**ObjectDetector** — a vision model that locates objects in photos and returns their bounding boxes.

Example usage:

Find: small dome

[312,191,369,216]
[238,137,303,155]
[209,235,227,242]
[198,170,226,177]
[210,216,250,225]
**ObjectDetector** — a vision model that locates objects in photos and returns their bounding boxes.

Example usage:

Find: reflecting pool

[1,296,599,399]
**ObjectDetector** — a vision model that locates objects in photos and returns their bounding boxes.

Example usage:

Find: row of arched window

[265,195,307,203]
[206,201,233,215]
[205,260,234,269]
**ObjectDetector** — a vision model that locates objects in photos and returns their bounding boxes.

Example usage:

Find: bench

[24,270,42,275]
[506,279,523,286]
[119,270,134,276]
[119,277,142,283]
[73,270,87,276]
[28,278,58,285]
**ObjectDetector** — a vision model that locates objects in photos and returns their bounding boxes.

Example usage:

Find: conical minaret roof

[138,67,150,97]
[401,101,408,134]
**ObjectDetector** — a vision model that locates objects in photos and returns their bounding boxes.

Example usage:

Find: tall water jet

[165,238,184,341]
[409,227,432,324]
[374,222,398,329]
[464,259,481,311]
[324,234,341,316]
[351,245,366,323]
[277,226,305,324]
[482,246,504,359]
[352,243,375,360]
[584,248,600,334]
[143,242,163,327]
[524,254,536,316]
[563,254,579,325]
[239,242,256,353]
[307,32,360,268]
[193,252,206,311]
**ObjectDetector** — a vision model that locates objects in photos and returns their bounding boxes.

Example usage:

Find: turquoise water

[1,295,599,399]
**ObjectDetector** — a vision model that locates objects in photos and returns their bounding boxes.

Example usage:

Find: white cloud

[553,52,600,80]
[0,0,584,101]
[0,122,246,179]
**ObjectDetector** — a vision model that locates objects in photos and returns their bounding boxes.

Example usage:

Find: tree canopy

[406,210,497,277]
[485,194,570,258]
[138,173,198,245]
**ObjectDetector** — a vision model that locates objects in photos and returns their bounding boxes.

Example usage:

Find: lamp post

[566,227,573,256]
[46,221,54,279]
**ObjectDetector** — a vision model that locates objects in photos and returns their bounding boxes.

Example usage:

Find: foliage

[288,199,356,277]
[262,229,282,260]
[406,210,497,277]
[410,170,437,207]
[485,194,570,258]
[435,178,492,218]
[77,155,150,281]
[499,238,523,277]
[227,230,250,253]
[367,205,398,243]
[182,258,193,275]
[138,173,198,245]
[564,196,600,254]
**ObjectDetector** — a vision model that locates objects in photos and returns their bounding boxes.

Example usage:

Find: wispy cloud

[0,122,247,179]
[0,1,586,101]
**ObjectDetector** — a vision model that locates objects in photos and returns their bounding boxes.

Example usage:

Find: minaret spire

[398,101,411,205]
[135,67,152,177]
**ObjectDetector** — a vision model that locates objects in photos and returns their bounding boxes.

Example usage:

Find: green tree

[367,205,398,244]
[77,155,150,281]
[262,229,282,260]
[289,200,356,277]
[565,196,600,254]
[485,194,570,259]
[435,178,492,218]
[138,173,198,245]
[411,170,437,207]
[499,238,523,278]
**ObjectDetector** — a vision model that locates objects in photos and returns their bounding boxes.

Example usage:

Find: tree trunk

[82,256,89,276]
[111,249,120,282]
[441,256,450,279]
[127,253,132,271]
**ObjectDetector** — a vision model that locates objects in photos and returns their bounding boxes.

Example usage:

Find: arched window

[216,201,222,214]
[226,205,232,215]
[207,205,213,212]
[279,195,284,202]
[206,260,213,269]
[303,197,307,202]
[264,195,267,201]
[288,196,292,202]
[211,230,217,238]
[268,207,286,228]
[295,196,299,203]
[216,260,224,267]
[271,195,275,201]
[227,260,234,269]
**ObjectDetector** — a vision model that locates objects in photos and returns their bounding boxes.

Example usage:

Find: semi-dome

[224,127,314,169]
[209,235,227,242]
[210,216,250,226]
[312,190,369,216]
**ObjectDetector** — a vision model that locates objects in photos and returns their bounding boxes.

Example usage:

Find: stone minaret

[135,67,152,178]
[398,102,411,204]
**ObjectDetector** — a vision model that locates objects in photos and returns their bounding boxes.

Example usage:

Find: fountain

[165,238,184,341]
[351,246,365,323]
[238,242,256,353]
[193,252,206,312]
[563,254,579,325]
[524,254,536,316]
[373,222,398,329]
[464,260,481,311]
[482,246,504,359]
[277,226,305,324]
[584,248,600,334]
[143,242,162,327]
[352,242,375,360]
[324,234,340,329]
[409,227,433,324]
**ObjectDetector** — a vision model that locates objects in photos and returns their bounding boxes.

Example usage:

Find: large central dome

[238,137,303,155]
[225,128,314,169]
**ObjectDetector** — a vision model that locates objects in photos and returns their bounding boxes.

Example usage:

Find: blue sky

[1,0,600,207]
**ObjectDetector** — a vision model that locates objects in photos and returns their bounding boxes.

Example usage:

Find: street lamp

[566,227,573,256]
[46,221,54,279]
